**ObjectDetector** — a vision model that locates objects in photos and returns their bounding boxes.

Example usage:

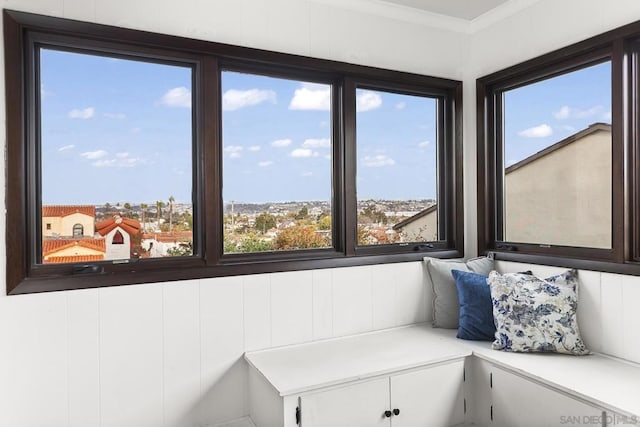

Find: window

[72,223,84,237]
[39,48,194,264]
[112,230,124,245]
[477,25,640,273]
[4,10,462,294]
[501,61,612,249]
[354,88,439,247]
[221,70,333,254]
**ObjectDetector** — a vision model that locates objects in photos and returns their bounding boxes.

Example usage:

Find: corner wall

[0,1,462,426]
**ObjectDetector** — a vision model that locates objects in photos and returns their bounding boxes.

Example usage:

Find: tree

[156,200,165,225]
[166,241,193,257]
[274,225,327,250]
[254,212,276,233]
[123,202,132,218]
[140,203,148,231]
[295,206,309,220]
[317,215,332,230]
[168,195,175,232]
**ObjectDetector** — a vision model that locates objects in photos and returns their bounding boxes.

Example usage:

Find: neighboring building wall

[60,213,94,237]
[42,216,63,237]
[105,227,131,260]
[504,128,611,248]
[396,210,438,242]
[43,213,94,237]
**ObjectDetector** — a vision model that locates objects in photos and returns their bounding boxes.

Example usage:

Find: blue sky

[222,72,438,203]
[504,61,611,166]
[41,49,611,206]
[41,49,193,205]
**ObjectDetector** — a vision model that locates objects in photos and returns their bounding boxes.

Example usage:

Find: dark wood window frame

[477,19,640,275]
[4,9,463,295]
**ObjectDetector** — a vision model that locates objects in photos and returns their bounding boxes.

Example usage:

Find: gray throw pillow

[424,255,495,328]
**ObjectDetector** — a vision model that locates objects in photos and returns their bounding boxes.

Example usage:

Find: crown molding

[308,0,543,35]
[307,0,470,33]
[469,0,542,33]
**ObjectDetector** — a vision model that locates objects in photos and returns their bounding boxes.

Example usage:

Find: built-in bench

[246,323,640,427]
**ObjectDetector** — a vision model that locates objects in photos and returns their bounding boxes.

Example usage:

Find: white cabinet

[389,361,465,427]
[244,325,471,427]
[471,359,603,427]
[491,366,602,427]
[299,361,465,427]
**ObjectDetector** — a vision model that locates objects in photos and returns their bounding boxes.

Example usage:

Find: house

[42,205,95,238]
[504,122,611,248]
[392,204,438,242]
[95,214,142,260]
[393,123,612,246]
[2,2,640,427]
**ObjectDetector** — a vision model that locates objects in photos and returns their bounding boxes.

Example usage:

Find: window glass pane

[503,61,612,248]
[40,49,194,263]
[221,71,332,253]
[355,88,438,246]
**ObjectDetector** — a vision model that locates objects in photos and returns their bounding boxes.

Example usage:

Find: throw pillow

[487,269,590,355]
[424,255,495,328]
[451,270,495,341]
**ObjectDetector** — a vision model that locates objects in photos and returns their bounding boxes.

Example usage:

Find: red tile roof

[42,205,95,218]
[42,238,106,256]
[95,215,141,237]
[44,255,104,264]
[141,231,193,243]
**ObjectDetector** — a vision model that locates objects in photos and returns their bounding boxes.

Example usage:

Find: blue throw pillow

[451,269,495,341]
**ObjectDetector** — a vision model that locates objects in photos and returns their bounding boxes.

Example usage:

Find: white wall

[462,0,640,257]
[0,1,458,426]
[4,1,640,426]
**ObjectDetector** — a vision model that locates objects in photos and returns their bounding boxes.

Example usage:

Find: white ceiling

[378,0,510,20]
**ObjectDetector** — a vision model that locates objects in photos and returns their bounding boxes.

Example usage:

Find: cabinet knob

[384,410,392,418]
[393,408,400,416]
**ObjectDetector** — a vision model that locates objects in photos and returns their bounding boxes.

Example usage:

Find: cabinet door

[390,360,465,427]
[300,377,390,427]
[491,366,602,427]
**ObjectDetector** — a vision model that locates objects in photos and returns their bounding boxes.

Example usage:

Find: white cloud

[116,152,129,158]
[223,89,276,111]
[160,86,191,108]
[248,145,261,152]
[302,171,313,177]
[224,145,244,158]
[80,150,108,160]
[302,138,331,148]
[68,107,95,119]
[518,124,553,138]
[104,112,126,119]
[357,90,382,112]
[289,83,330,111]
[258,161,273,167]
[271,138,292,148]
[58,144,75,152]
[395,102,406,110]
[553,105,609,120]
[363,154,395,167]
[418,140,430,148]
[291,148,314,158]
[93,155,143,168]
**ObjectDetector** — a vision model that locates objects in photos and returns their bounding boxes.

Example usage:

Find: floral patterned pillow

[487,269,590,355]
